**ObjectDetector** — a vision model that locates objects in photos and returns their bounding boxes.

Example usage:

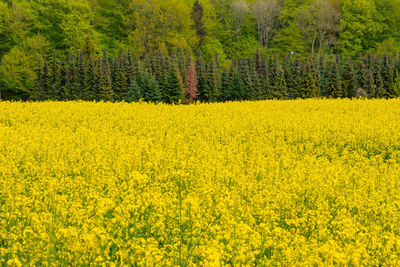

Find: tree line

[1,0,400,99]
[32,49,400,103]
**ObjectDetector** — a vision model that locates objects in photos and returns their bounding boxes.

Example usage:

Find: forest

[1,0,400,101]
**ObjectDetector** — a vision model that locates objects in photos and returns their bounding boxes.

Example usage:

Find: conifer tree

[287,58,302,99]
[300,63,319,98]
[83,57,98,101]
[227,68,244,101]
[250,61,262,100]
[73,52,85,100]
[113,57,128,101]
[238,58,254,100]
[373,59,386,98]
[394,71,400,97]
[382,55,397,98]
[184,59,198,104]
[64,54,75,100]
[196,53,210,102]
[98,50,113,101]
[356,59,367,93]
[124,79,141,103]
[272,65,288,99]
[220,67,231,102]
[163,64,184,104]
[137,70,161,102]
[342,57,358,98]
[40,59,50,100]
[59,56,68,100]
[35,59,44,101]
[48,50,61,100]
[192,0,206,47]
[327,60,343,98]
[365,69,376,98]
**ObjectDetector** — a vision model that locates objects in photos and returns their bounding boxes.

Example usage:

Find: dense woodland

[1,0,400,101]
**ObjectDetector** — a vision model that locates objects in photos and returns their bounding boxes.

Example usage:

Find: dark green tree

[163,65,184,104]
[98,50,113,101]
[227,68,244,101]
[342,57,358,98]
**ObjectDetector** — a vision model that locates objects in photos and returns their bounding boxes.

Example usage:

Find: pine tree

[59,56,68,100]
[394,71,400,97]
[163,64,184,104]
[227,68,244,101]
[74,51,85,100]
[327,60,343,98]
[356,57,366,93]
[250,61,262,100]
[272,65,287,99]
[373,59,385,98]
[287,58,302,99]
[220,67,231,102]
[238,58,254,100]
[192,0,206,47]
[82,35,95,59]
[364,69,376,98]
[83,57,98,101]
[113,57,128,101]
[35,59,44,101]
[196,53,210,102]
[382,55,397,98]
[64,54,76,100]
[124,79,141,102]
[98,50,113,101]
[48,50,61,100]
[184,59,198,104]
[137,71,161,102]
[342,57,358,98]
[40,59,50,100]
[300,63,319,98]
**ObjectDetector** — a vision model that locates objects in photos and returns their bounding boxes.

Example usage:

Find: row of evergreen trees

[36,49,400,103]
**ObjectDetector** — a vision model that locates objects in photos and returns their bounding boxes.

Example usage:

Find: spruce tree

[98,50,113,101]
[364,69,376,98]
[192,0,206,47]
[113,57,128,101]
[394,71,400,97]
[373,59,386,98]
[342,57,358,98]
[300,63,319,98]
[220,67,231,102]
[40,59,50,100]
[288,58,302,99]
[124,79,141,103]
[382,55,397,98]
[250,61,262,100]
[59,56,68,101]
[48,50,61,100]
[196,53,210,102]
[83,57,98,101]
[35,59,44,101]
[238,58,254,100]
[163,65,184,104]
[272,65,288,99]
[184,60,198,104]
[327,60,343,98]
[227,68,244,101]
[137,71,161,102]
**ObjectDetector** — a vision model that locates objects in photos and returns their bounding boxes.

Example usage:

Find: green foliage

[339,0,382,57]
[0,34,49,99]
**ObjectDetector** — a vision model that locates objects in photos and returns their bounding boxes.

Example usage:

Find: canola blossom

[1,99,400,266]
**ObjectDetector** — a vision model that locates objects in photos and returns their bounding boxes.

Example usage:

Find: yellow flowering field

[1,99,400,266]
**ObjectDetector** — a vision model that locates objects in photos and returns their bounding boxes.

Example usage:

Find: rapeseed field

[1,99,400,266]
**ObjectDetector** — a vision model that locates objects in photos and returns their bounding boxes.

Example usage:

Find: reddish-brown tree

[184,60,198,104]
